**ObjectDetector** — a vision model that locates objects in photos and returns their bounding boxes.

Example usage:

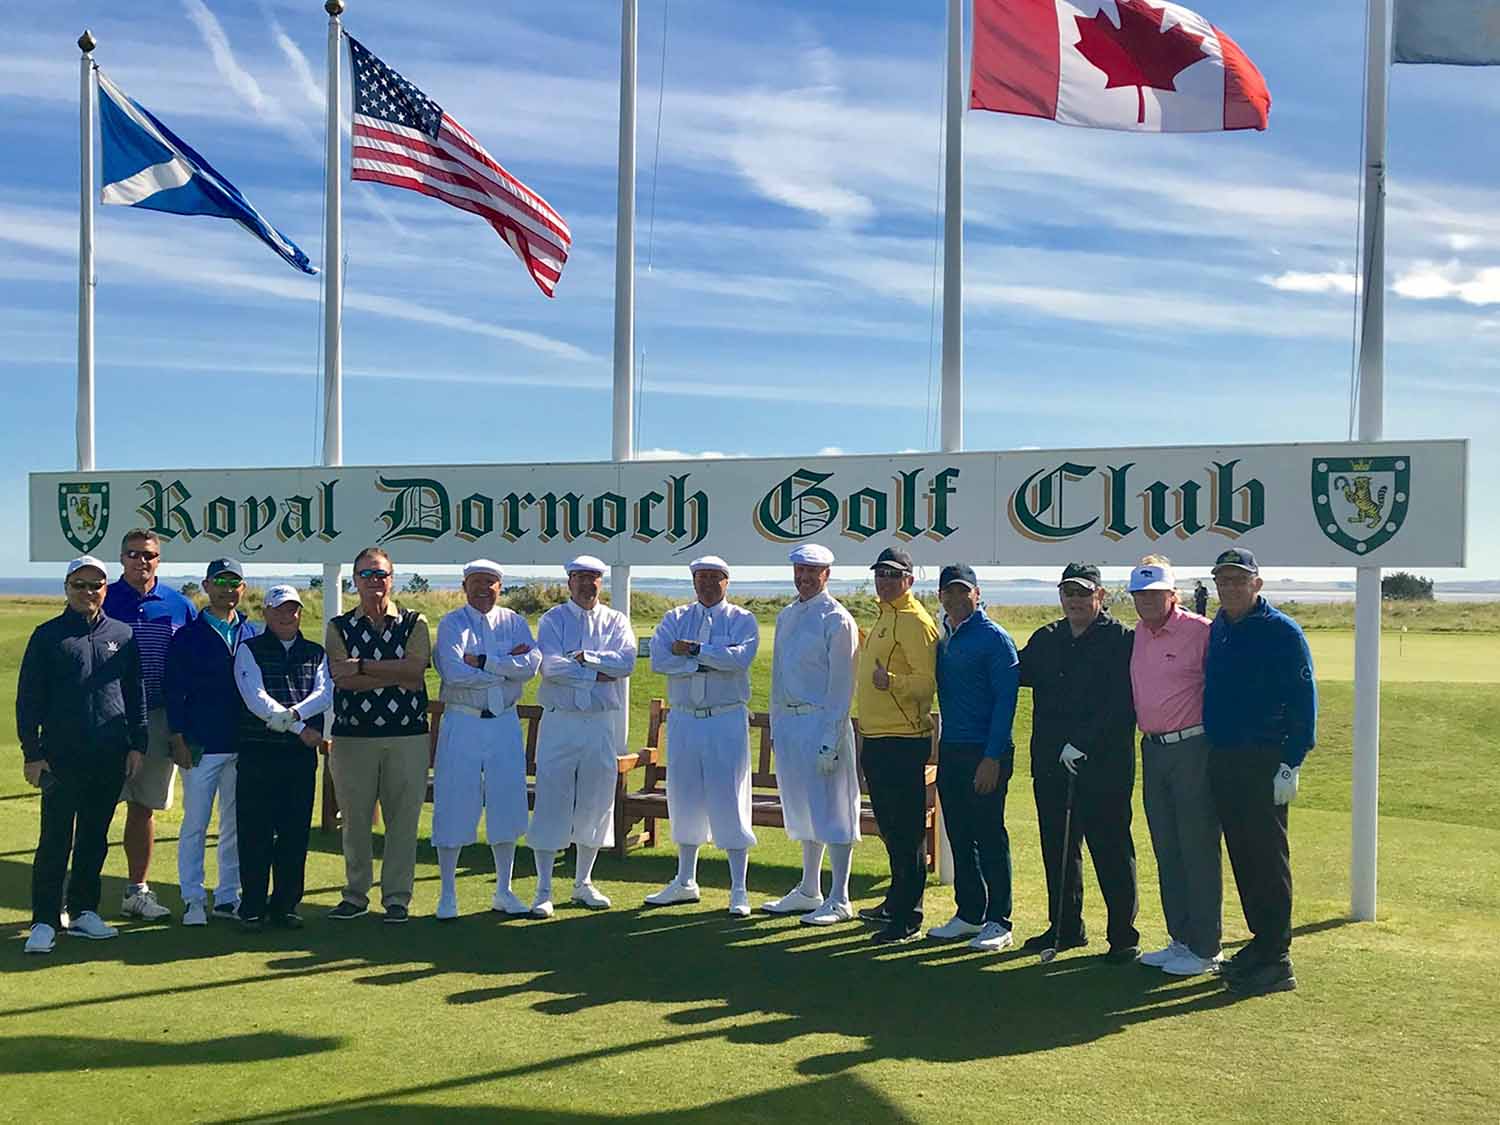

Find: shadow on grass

[0,1032,342,1074]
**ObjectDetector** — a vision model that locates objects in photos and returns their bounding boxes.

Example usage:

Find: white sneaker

[121,887,171,921]
[66,911,118,940]
[727,888,751,917]
[762,887,824,915]
[1138,940,1187,967]
[530,895,555,919]
[182,901,208,927]
[969,922,1015,953]
[571,883,612,910]
[435,893,459,921]
[491,889,530,916]
[800,900,854,926]
[24,923,56,954]
[927,914,984,941]
[1161,950,1218,977]
[643,879,701,907]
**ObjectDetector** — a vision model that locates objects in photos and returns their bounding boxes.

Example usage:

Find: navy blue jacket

[936,608,1020,760]
[1204,597,1317,767]
[16,608,148,764]
[164,609,259,757]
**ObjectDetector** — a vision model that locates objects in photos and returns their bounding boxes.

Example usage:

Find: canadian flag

[970,0,1270,133]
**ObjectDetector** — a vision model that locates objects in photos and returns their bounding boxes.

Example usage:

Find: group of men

[17,531,1315,997]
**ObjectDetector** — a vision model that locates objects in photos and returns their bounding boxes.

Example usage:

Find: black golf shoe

[1103,944,1141,964]
[1021,929,1087,954]
[857,903,892,925]
[1220,945,1265,982]
[1228,957,1296,996]
[870,921,922,945]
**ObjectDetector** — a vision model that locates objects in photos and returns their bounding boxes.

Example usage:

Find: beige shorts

[121,708,177,811]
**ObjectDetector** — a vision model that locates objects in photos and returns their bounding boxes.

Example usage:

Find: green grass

[1,599,1497,1122]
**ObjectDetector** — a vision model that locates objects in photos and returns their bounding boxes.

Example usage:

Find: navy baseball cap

[939,563,977,590]
[1059,563,1101,590]
[205,557,244,580]
[1212,547,1259,575]
[871,546,914,573]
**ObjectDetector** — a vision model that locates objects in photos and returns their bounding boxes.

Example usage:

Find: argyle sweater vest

[237,632,326,755]
[330,608,429,737]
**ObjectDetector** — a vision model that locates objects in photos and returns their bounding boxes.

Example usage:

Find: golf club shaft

[1045,771,1078,957]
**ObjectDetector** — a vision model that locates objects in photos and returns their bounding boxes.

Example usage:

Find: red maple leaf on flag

[1074,1,1209,125]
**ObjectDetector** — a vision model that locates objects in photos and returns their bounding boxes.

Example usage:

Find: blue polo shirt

[103,577,196,709]
[936,607,1020,760]
[1203,596,1318,766]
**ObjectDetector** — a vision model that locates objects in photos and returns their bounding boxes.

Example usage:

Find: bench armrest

[617,747,658,774]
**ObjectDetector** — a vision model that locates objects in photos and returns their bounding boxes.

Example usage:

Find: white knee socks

[532,849,556,899]
[800,841,826,898]
[727,848,749,894]
[828,842,854,906]
[575,844,600,888]
[437,846,461,900]
[491,842,516,895]
[677,844,700,885]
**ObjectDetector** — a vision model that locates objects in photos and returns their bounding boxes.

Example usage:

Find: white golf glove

[816,745,839,776]
[1272,763,1300,805]
[265,709,295,733]
[1059,743,1087,775]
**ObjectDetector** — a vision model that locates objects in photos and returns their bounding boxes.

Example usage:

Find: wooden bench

[614,699,943,869]
[319,701,653,853]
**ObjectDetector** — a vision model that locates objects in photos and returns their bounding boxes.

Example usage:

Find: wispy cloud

[1392,261,1500,304]
[1263,270,1359,295]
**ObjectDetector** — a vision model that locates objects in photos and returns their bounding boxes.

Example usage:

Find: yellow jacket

[856,591,939,738]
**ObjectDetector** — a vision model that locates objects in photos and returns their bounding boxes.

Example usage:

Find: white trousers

[177,752,239,906]
[771,710,861,846]
[666,706,756,850]
[529,709,620,852]
[431,709,528,848]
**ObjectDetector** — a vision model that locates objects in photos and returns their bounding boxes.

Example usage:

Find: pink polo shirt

[1130,605,1211,735]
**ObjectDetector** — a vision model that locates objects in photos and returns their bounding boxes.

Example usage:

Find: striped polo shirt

[104,577,196,710]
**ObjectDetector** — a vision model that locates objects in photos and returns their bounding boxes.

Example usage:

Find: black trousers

[1209,744,1292,961]
[861,736,931,927]
[31,756,127,928]
[936,742,1013,928]
[236,747,317,920]
[1033,764,1139,950]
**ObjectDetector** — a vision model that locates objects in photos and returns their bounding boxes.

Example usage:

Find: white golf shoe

[926,914,984,941]
[799,900,854,926]
[435,892,459,921]
[643,879,701,907]
[1161,950,1220,977]
[571,883,612,910]
[969,922,1015,953]
[24,923,56,954]
[66,911,118,940]
[182,901,209,927]
[761,887,824,915]
[727,888,752,917]
[491,889,530,916]
[121,887,170,921]
[1138,940,1187,967]
[530,895,555,919]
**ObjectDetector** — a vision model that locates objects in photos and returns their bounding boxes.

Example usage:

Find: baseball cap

[689,555,731,577]
[462,559,503,580]
[871,546,914,573]
[1058,563,1101,590]
[565,555,607,576]
[264,584,303,608]
[66,555,108,579]
[939,563,978,590]
[205,557,244,580]
[789,543,835,567]
[1212,547,1259,575]
[1127,562,1175,592]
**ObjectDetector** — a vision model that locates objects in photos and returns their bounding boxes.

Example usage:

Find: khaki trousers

[329,733,430,909]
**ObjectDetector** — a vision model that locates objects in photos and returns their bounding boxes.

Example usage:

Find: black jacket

[1018,611,1136,791]
[16,608,148,764]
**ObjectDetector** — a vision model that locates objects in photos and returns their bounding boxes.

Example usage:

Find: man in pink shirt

[1128,557,1222,977]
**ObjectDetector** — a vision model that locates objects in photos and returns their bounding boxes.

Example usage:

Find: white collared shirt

[651,599,759,708]
[771,590,858,748]
[434,604,541,711]
[536,599,637,713]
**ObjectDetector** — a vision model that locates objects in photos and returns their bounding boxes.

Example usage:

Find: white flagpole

[77,30,97,473]
[612,0,637,637]
[1351,0,1389,922]
[322,0,345,624]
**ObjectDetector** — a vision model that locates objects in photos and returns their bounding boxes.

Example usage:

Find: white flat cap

[1128,563,1175,592]
[566,555,607,575]
[265,584,303,608]
[788,543,834,566]
[689,555,731,577]
[463,559,504,580]
[66,555,108,578]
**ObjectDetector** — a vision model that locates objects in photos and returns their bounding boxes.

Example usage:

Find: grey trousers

[1142,733,1223,959]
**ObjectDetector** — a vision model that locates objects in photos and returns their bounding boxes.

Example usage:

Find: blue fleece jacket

[164,609,259,756]
[1203,597,1317,766]
[936,608,1020,760]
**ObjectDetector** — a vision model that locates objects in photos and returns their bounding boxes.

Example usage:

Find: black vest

[237,631,327,755]
[331,607,429,736]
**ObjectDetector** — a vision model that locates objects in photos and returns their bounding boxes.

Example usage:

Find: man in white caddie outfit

[646,555,760,916]
[431,559,541,921]
[529,555,637,916]
[763,543,861,926]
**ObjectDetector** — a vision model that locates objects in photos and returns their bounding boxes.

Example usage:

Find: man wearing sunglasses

[164,558,259,925]
[103,528,197,923]
[18,556,147,952]
[325,547,433,924]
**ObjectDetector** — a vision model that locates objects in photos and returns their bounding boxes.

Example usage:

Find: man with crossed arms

[646,555,760,916]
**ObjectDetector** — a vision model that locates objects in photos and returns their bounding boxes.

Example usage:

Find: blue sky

[2,0,1495,583]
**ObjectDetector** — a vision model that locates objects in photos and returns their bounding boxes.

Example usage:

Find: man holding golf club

[1018,563,1139,963]
[1204,547,1316,996]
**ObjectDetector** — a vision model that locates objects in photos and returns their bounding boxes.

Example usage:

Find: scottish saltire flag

[1394,1,1500,65]
[96,71,316,274]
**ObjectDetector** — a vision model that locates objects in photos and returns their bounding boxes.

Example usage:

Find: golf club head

[1038,947,1058,963]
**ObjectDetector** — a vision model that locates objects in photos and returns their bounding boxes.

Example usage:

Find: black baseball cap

[205,557,244,580]
[1212,547,1259,575]
[939,563,977,590]
[1058,562,1101,590]
[871,546,914,573]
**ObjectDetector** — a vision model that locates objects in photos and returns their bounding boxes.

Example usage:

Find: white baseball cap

[265,584,303,608]
[463,559,503,580]
[788,543,834,566]
[1128,563,1176,593]
[66,555,108,578]
[566,555,608,575]
[689,555,731,577]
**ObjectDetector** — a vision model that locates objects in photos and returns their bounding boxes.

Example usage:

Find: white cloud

[1393,261,1500,305]
[636,448,736,460]
[1262,271,1358,295]
[181,0,279,118]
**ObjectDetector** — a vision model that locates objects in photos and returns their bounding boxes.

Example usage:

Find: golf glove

[1059,743,1086,775]
[816,745,839,776]
[266,709,295,733]
[1272,763,1300,805]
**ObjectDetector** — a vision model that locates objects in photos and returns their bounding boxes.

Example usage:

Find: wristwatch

[687,642,701,657]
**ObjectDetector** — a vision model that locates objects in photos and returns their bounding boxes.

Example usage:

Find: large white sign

[31,440,1467,568]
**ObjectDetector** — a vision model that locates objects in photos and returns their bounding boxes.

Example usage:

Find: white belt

[777,702,819,716]
[1145,724,1205,745]
[681,702,746,719]
[444,702,514,719]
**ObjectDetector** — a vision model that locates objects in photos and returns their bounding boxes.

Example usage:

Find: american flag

[348,36,571,298]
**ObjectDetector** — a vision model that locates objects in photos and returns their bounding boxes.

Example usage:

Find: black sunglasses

[210,575,244,588]
[357,568,392,580]
[872,567,907,579]
[123,549,160,561]
[68,579,106,592]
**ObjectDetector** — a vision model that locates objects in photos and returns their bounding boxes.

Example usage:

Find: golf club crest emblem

[58,482,111,554]
[1311,456,1410,556]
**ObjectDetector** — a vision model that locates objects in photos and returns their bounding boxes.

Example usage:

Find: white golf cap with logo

[463,559,503,580]
[788,543,834,566]
[66,555,108,578]
[689,555,731,577]
[264,584,303,608]
[566,555,608,575]
[1127,563,1176,592]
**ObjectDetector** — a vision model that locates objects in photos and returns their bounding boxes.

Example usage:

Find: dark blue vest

[237,631,327,754]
